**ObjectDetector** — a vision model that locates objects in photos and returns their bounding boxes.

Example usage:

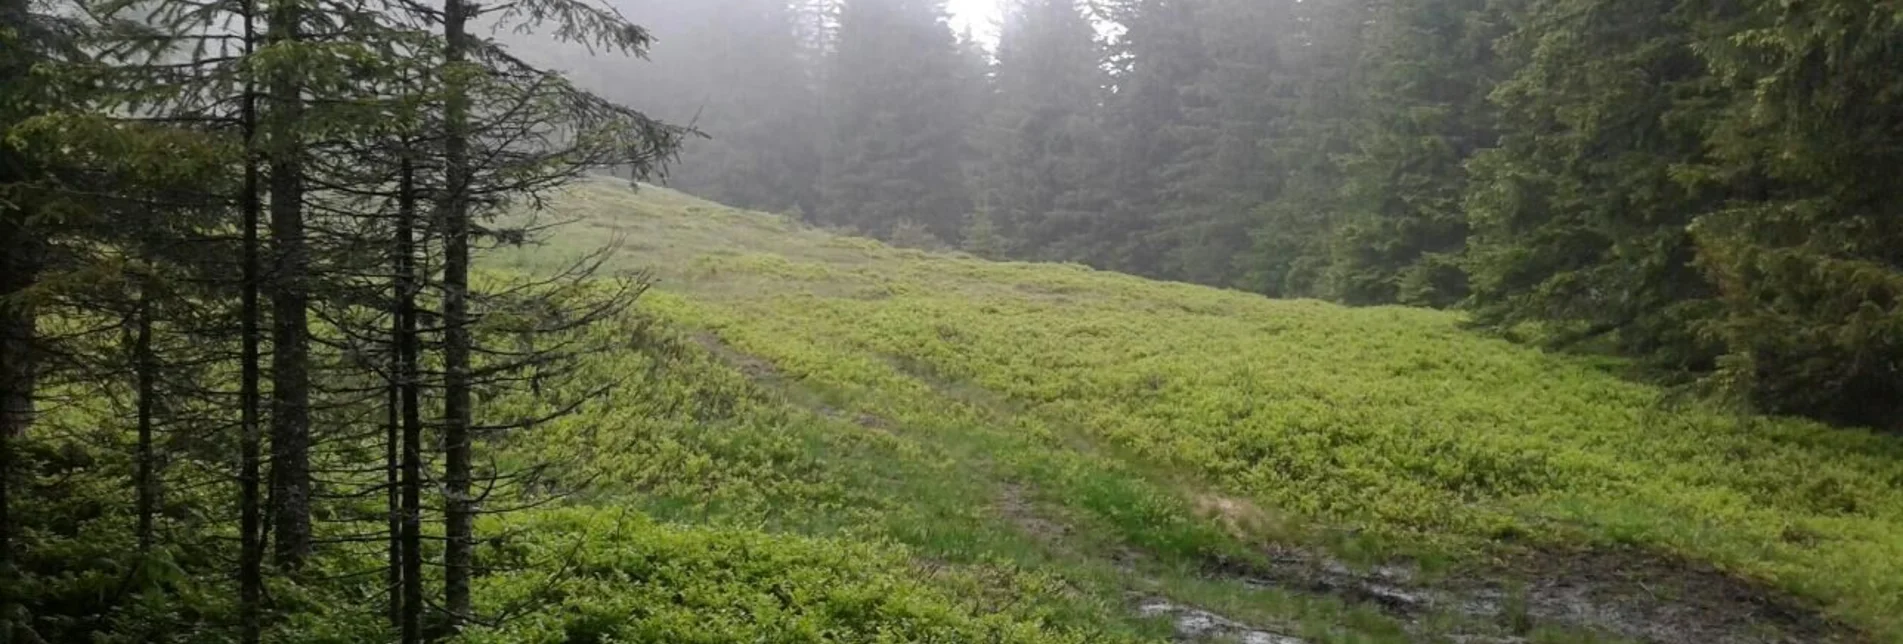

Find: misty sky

[947,0,1000,43]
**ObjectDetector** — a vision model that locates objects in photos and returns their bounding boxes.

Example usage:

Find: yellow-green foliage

[461,509,1125,644]
[498,178,1903,638]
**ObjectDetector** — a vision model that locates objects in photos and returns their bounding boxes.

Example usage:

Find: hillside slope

[492,179,1903,643]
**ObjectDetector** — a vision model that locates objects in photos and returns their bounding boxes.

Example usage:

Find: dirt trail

[692,330,1862,644]
[1204,543,1853,644]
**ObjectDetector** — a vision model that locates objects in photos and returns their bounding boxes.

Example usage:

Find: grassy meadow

[478,178,1903,643]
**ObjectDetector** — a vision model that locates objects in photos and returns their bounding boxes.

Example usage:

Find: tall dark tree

[436,0,685,631]
[1240,0,1369,298]
[1327,0,1504,307]
[0,1,45,635]
[1097,0,1210,276]
[0,1,40,618]
[972,0,1105,260]
[1689,0,1903,428]
[394,148,424,643]
[440,0,477,625]
[819,0,976,242]
[1155,0,1283,286]
[1462,0,1724,369]
[265,0,314,570]
[237,3,267,636]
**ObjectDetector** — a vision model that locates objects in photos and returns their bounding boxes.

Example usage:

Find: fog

[493,0,1903,438]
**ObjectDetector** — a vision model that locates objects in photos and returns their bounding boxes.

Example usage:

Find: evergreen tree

[0,6,48,625]
[1097,0,1210,276]
[1241,0,1369,298]
[435,0,684,632]
[1156,0,1283,286]
[264,0,314,570]
[819,0,978,242]
[1461,0,1724,369]
[1327,0,1503,307]
[1689,0,1903,427]
[0,3,59,633]
[972,0,1105,260]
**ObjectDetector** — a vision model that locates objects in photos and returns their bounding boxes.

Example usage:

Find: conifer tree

[1462,0,1724,368]
[973,0,1105,260]
[433,0,684,631]
[1689,0,1903,427]
[1097,0,1210,276]
[819,0,976,242]
[1156,0,1282,286]
[0,7,45,627]
[1327,0,1503,307]
[1240,0,1369,298]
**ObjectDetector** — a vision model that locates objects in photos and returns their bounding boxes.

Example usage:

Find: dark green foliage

[818,0,979,242]
[1461,0,1727,370]
[462,509,1114,643]
[1240,0,1369,299]
[972,0,1106,260]
[1154,0,1282,287]
[1687,0,1903,427]
[1328,0,1502,307]
[1095,0,1212,277]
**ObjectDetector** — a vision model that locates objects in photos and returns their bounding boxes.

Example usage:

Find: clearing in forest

[489,178,1903,643]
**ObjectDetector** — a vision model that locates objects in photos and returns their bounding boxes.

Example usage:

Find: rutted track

[682,328,1861,643]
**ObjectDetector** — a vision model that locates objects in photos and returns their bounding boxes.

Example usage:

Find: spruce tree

[974,0,1106,260]
[1156,0,1282,286]
[1689,0,1903,427]
[1327,0,1503,307]
[1097,0,1210,277]
[1240,0,1369,298]
[0,6,46,628]
[1462,0,1724,368]
[819,0,976,242]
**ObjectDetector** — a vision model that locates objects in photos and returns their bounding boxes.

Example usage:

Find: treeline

[0,0,679,640]
[588,0,1903,430]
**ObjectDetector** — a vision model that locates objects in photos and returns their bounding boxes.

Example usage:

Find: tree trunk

[1,3,35,632]
[0,181,37,644]
[238,3,265,638]
[399,315,422,644]
[392,155,419,639]
[266,0,311,570]
[384,337,400,631]
[440,0,475,629]
[399,171,425,643]
[133,284,157,552]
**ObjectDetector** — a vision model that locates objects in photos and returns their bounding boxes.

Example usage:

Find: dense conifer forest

[3,0,1902,642]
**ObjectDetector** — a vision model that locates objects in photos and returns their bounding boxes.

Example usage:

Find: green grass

[484,178,1903,642]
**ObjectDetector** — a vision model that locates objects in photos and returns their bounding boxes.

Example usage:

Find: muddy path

[1189,543,1856,644]
[691,330,1864,644]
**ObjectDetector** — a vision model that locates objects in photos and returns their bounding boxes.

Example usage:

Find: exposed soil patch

[1135,596,1307,644]
[851,411,895,433]
[691,332,781,381]
[1214,544,1860,644]
[1191,493,1288,542]
[1486,547,1852,644]
[997,482,1071,544]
